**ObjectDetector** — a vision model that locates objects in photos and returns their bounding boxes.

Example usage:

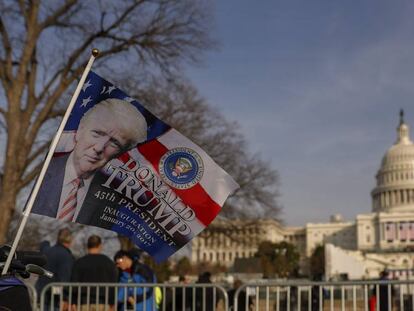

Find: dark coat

[35,243,74,295]
[32,154,69,218]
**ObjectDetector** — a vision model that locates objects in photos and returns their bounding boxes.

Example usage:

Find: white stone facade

[191,112,414,278]
[191,219,305,267]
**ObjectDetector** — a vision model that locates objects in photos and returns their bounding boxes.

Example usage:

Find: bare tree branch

[18,161,42,189]
[0,16,13,88]
[39,0,78,30]
[0,0,238,246]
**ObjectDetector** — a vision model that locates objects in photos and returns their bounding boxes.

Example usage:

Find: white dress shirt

[57,152,93,222]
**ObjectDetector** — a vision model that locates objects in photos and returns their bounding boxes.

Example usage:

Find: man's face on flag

[73,107,129,177]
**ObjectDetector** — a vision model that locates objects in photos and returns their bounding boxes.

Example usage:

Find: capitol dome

[372,110,414,213]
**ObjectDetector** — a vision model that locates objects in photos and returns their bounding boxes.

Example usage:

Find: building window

[385,222,396,242]
[410,223,414,241]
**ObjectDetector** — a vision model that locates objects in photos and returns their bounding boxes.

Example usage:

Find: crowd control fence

[235,279,414,311]
[35,279,414,311]
[39,282,228,311]
[25,282,38,310]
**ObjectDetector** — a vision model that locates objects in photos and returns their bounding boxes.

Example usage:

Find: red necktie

[57,178,81,221]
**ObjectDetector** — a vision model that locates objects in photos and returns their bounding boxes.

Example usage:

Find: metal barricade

[234,279,414,311]
[40,282,229,311]
[25,281,38,311]
[37,279,414,311]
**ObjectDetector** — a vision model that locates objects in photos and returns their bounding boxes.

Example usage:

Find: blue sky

[185,1,414,225]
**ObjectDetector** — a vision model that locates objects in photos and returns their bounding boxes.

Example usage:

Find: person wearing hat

[114,249,157,311]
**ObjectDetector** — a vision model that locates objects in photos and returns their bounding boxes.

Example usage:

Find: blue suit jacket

[32,153,101,224]
[32,154,68,218]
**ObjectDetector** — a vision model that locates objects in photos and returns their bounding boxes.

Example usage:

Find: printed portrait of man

[32,98,147,222]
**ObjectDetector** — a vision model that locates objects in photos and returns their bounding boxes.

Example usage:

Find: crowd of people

[35,228,253,311]
[33,229,401,311]
[35,228,159,311]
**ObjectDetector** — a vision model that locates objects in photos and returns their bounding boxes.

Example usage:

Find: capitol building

[191,111,414,280]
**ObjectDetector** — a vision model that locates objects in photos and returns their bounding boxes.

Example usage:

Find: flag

[409,222,414,241]
[32,71,239,261]
[385,222,396,241]
[399,222,410,241]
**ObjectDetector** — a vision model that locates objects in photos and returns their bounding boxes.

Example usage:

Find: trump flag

[32,71,239,261]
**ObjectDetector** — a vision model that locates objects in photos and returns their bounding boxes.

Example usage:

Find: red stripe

[63,193,76,206]
[119,153,131,166]
[137,140,221,226]
[58,205,75,219]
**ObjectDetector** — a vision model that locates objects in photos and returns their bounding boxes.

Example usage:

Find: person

[114,249,157,311]
[154,285,163,310]
[378,269,394,311]
[195,272,216,311]
[32,98,148,222]
[166,275,192,311]
[227,279,253,311]
[369,287,377,311]
[70,235,118,310]
[35,228,75,310]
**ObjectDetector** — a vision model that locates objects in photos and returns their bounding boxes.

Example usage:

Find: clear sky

[185,0,414,226]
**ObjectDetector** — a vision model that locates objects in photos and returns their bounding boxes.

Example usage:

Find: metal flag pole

[1,48,100,275]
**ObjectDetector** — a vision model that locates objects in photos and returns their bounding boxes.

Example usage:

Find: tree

[143,255,172,283]
[174,256,192,277]
[0,0,282,248]
[309,245,325,280]
[255,241,300,278]
[0,0,213,243]
[193,260,227,276]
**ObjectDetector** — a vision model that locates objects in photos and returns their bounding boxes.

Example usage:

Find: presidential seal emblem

[159,147,204,189]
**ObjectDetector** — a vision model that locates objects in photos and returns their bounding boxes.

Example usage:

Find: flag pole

[1,49,100,275]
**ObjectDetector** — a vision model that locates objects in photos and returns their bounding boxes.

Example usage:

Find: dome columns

[372,111,414,213]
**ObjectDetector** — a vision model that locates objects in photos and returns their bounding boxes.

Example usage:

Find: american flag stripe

[137,140,221,226]
[54,131,76,153]
[157,129,239,206]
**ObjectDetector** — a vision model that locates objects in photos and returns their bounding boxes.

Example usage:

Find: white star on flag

[123,97,135,103]
[82,80,92,92]
[106,86,116,94]
[81,96,92,107]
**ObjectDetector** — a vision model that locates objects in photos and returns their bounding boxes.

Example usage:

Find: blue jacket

[117,262,157,311]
